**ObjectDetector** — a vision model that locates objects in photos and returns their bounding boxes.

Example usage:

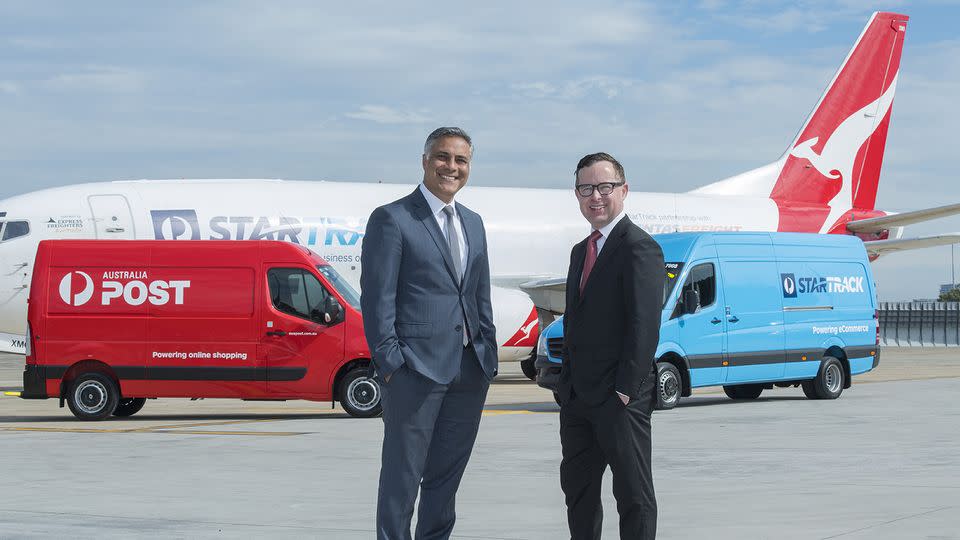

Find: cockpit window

[0,221,29,242]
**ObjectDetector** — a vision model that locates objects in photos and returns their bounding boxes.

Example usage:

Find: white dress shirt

[419,183,468,272]
[593,211,627,254]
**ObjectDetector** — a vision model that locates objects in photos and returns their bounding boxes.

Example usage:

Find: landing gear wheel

[339,366,383,418]
[809,356,845,400]
[113,397,147,417]
[723,384,764,400]
[520,357,537,381]
[655,363,682,410]
[67,372,120,421]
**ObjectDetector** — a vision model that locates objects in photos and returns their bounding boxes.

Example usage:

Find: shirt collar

[419,183,455,217]
[594,211,626,239]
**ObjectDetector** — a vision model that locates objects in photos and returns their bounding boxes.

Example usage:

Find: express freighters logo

[58,270,191,306]
[781,273,864,297]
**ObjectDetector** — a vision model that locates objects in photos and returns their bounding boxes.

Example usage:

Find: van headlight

[537,331,548,357]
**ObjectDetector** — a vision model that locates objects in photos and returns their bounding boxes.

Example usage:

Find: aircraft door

[88,195,135,239]
[673,261,727,386]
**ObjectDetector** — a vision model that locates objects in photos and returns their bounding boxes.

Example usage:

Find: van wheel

[520,357,537,381]
[339,366,383,418]
[114,398,147,417]
[810,356,845,400]
[655,363,682,410]
[723,384,764,400]
[67,372,119,421]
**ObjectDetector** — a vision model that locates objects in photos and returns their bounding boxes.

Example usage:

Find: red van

[21,240,381,419]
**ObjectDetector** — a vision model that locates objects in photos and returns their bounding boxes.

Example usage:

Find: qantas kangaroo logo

[59,271,95,306]
[788,74,899,232]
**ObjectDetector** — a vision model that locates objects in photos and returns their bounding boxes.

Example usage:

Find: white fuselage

[0,179,779,355]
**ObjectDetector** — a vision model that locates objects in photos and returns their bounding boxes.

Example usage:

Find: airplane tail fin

[692,12,909,233]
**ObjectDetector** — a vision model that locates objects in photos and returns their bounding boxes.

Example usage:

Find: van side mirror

[682,289,700,315]
[321,296,344,325]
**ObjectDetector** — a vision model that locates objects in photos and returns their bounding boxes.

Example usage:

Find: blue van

[535,232,880,409]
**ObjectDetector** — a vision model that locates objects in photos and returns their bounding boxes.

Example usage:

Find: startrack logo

[782,273,865,297]
[151,210,200,240]
[150,210,366,246]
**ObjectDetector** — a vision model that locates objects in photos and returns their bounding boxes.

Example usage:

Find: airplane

[1,12,958,381]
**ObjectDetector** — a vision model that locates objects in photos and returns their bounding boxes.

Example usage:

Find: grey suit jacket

[360,187,498,384]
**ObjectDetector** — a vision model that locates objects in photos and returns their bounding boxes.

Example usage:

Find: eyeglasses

[575,181,625,197]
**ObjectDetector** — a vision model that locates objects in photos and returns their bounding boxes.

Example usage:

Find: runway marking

[0,418,309,436]
[0,426,304,436]
[3,391,20,397]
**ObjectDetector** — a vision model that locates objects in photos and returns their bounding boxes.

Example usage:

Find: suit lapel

[410,188,460,287]
[579,217,630,302]
[569,240,586,306]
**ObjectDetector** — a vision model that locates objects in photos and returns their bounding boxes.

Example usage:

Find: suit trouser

[559,370,658,540]
[377,347,490,540]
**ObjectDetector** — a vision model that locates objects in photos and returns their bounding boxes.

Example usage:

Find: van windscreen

[317,265,361,310]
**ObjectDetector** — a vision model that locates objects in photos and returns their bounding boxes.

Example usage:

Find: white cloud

[0,81,20,95]
[43,66,146,94]
[345,105,430,125]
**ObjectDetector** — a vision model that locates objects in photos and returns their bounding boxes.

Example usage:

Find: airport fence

[878,302,960,347]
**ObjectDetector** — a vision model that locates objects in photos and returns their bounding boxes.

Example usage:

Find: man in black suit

[558,152,664,540]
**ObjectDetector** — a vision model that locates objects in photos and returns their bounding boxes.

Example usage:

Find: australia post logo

[781,272,864,298]
[58,270,191,307]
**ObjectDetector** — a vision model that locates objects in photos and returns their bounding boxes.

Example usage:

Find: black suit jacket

[559,216,664,406]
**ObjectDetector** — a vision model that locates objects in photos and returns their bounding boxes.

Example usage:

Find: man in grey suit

[361,127,498,540]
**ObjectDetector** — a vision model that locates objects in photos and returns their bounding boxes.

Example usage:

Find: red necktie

[579,230,603,295]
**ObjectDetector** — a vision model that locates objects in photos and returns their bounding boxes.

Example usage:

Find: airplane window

[1,221,29,241]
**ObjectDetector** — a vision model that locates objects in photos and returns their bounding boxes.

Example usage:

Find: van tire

[655,362,682,410]
[801,380,819,399]
[810,356,845,400]
[67,372,119,421]
[723,384,764,400]
[339,366,383,418]
[520,357,537,381]
[114,398,147,417]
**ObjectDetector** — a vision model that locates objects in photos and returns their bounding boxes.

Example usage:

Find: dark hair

[424,127,473,154]
[575,152,625,181]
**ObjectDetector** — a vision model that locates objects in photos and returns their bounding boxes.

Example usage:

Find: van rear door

[720,259,786,383]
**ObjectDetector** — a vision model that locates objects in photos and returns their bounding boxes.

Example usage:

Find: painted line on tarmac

[482,410,536,416]
[0,426,304,436]
[3,391,20,397]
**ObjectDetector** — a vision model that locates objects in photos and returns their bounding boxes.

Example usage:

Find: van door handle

[711,317,722,324]
[266,330,287,337]
[728,316,740,323]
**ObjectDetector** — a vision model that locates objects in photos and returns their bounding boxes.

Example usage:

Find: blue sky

[1,1,958,300]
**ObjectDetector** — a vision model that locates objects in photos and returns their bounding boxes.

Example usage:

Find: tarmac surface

[1,348,958,539]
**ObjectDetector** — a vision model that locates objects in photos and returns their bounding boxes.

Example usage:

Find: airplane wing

[519,277,566,315]
[846,203,960,233]
[864,233,960,258]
